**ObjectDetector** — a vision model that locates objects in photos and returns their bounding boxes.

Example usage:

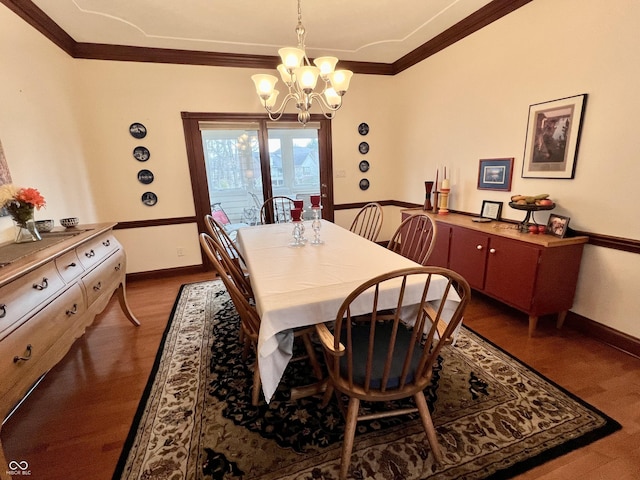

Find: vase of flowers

[0,184,46,243]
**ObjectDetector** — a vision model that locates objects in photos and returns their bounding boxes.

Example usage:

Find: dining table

[236,219,461,403]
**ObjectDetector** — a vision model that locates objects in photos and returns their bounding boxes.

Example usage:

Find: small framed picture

[522,94,587,179]
[547,214,570,238]
[481,200,503,220]
[477,158,514,191]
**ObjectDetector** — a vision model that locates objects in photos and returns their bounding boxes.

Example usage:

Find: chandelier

[251,0,353,126]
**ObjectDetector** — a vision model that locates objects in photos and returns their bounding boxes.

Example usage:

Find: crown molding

[2,0,530,75]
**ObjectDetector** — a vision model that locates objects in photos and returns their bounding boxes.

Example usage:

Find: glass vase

[12,208,42,243]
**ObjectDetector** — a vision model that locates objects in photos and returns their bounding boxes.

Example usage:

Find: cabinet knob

[476,245,483,250]
[489,248,496,254]
[66,304,78,316]
[102,239,111,247]
[85,249,96,258]
[0,304,6,318]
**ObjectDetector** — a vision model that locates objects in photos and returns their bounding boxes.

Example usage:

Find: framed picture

[477,158,514,191]
[547,214,570,238]
[522,94,587,179]
[481,200,503,220]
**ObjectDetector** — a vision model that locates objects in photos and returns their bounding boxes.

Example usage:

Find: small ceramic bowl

[35,219,54,232]
[60,217,79,228]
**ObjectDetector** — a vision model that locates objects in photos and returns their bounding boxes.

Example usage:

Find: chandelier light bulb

[278,47,305,71]
[313,56,338,79]
[295,66,320,92]
[328,70,353,95]
[251,74,278,99]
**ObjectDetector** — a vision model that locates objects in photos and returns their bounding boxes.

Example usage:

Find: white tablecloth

[237,220,458,403]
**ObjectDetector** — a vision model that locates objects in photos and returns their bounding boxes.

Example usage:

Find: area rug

[113,280,621,480]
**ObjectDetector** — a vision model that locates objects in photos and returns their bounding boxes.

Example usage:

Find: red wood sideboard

[402,209,588,336]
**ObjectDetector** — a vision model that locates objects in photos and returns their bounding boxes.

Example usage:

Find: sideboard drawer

[0,284,86,401]
[55,249,85,283]
[77,232,119,270]
[0,262,66,340]
[81,250,125,307]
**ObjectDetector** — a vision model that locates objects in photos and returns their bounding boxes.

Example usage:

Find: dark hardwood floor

[2,272,639,479]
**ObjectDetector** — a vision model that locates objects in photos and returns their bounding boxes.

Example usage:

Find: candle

[310,194,321,207]
[442,178,450,190]
[434,168,439,191]
[293,200,304,210]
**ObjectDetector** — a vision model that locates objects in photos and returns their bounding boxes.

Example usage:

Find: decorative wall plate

[359,160,370,172]
[133,146,150,162]
[359,178,370,190]
[129,123,147,139]
[358,122,369,135]
[359,141,369,154]
[141,191,157,206]
[137,169,154,184]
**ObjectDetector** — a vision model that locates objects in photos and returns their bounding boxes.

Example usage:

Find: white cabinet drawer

[77,232,119,270]
[0,263,66,340]
[55,249,85,283]
[81,250,125,307]
[0,284,86,398]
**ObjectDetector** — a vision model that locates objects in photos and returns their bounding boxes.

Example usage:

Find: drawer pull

[489,248,496,254]
[115,263,122,271]
[66,262,77,268]
[32,278,49,290]
[93,282,102,292]
[13,344,32,363]
[476,245,483,250]
[66,304,78,316]
[102,239,111,247]
[85,249,96,258]
[0,304,5,318]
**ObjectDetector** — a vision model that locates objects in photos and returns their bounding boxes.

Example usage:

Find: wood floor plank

[1,274,639,479]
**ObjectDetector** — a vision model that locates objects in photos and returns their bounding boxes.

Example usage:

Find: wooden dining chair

[205,214,248,271]
[349,202,383,242]
[387,213,438,265]
[315,266,471,480]
[200,232,324,405]
[202,226,254,302]
[259,196,295,224]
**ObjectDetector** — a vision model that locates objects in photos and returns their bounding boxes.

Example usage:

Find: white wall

[1,0,639,338]
[392,0,640,337]
[0,6,97,243]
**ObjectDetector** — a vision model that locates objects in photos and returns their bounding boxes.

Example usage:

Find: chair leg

[414,391,444,465]
[340,397,360,480]
[301,332,324,381]
[320,383,334,408]
[252,358,261,406]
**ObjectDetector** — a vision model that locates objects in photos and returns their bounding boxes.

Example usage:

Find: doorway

[182,112,334,236]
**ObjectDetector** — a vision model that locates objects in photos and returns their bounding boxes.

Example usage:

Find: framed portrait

[547,214,570,238]
[477,158,514,191]
[480,200,503,220]
[522,94,587,179]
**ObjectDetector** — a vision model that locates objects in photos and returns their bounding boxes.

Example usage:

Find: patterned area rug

[113,280,620,480]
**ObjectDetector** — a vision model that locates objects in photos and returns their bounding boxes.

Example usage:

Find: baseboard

[564,311,640,359]
[126,264,207,283]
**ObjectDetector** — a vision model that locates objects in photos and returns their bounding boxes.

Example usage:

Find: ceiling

[4,0,530,72]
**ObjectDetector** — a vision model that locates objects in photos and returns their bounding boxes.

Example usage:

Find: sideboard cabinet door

[484,236,540,311]
[448,226,488,290]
